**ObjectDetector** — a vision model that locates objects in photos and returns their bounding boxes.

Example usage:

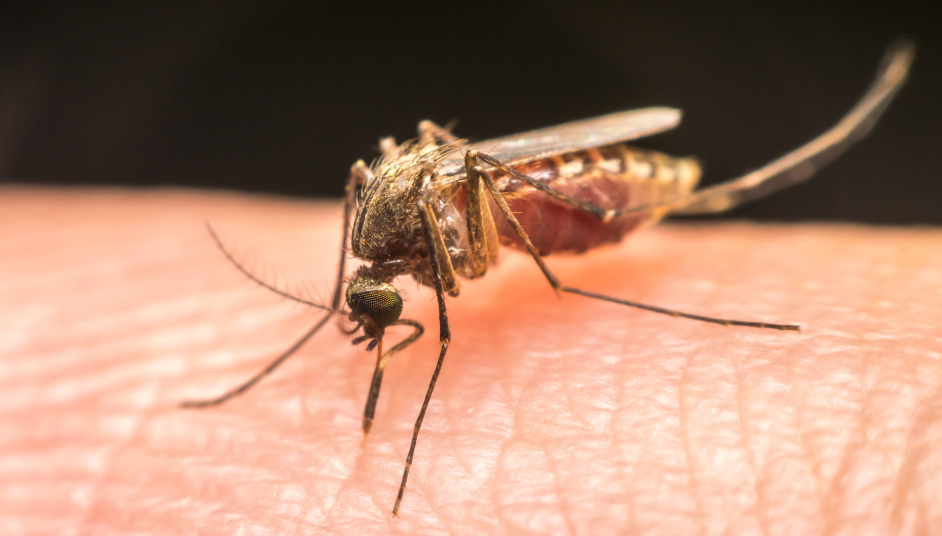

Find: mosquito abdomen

[491,145,700,255]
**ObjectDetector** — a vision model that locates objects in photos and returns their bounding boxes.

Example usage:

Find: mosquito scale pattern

[487,145,701,255]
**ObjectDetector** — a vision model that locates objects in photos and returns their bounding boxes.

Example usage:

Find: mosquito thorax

[346,265,403,337]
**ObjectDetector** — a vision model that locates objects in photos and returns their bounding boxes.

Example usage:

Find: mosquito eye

[348,289,403,328]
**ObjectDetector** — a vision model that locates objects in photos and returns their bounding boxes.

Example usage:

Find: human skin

[1,187,941,536]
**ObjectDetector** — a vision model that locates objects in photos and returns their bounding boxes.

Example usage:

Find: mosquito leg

[558,287,799,330]
[378,137,399,159]
[180,312,333,408]
[466,153,561,289]
[476,151,614,221]
[671,40,914,215]
[415,186,460,296]
[391,199,452,517]
[362,319,424,435]
[418,120,461,145]
[479,150,700,222]
[462,152,500,278]
[183,162,366,409]
[476,41,913,222]
[334,161,371,310]
[467,151,800,331]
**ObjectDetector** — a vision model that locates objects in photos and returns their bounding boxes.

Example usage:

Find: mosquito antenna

[205,222,340,314]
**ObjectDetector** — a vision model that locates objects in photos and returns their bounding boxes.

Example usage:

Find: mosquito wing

[437,107,681,177]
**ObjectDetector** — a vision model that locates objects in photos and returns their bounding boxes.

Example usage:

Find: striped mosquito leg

[463,151,499,278]
[466,151,800,332]
[362,319,424,435]
[334,161,370,309]
[466,153,562,289]
[560,287,799,331]
[418,120,461,144]
[180,162,365,410]
[391,199,452,517]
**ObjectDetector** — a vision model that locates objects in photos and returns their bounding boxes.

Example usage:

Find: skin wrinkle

[610,338,635,534]
[507,360,557,533]
[863,320,919,532]
[296,352,333,536]
[305,335,363,528]
[888,373,936,532]
[494,377,514,531]
[335,435,380,532]
[440,386,473,484]
[725,230,824,533]
[827,375,875,536]
[786,336,829,504]
[421,466,447,536]
[795,336,858,490]
[876,355,925,524]
[774,347,827,530]
[570,348,626,532]
[818,341,866,532]
[488,335,518,534]
[543,441,578,536]
[431,366,502,531]
[78,354,168,536]
[677,353,709,536]
[697,239,774,532]
[822,254,921,535]
[559,347,588,435]
[900,365,942,532]
[732,358,773,536]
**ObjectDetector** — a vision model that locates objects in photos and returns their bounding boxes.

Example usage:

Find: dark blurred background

[0,1,938,223]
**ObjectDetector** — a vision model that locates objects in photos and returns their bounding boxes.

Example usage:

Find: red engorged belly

[491,172,646,255]
[487,145,698,256]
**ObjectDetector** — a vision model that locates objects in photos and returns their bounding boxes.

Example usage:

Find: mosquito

[181,41,914,516]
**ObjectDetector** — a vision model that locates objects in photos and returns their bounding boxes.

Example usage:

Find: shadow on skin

[2,187,941,534]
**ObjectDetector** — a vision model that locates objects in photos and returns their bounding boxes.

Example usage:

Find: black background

[0,1,938,223]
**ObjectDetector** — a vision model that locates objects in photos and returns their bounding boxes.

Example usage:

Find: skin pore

[2,187,941,535]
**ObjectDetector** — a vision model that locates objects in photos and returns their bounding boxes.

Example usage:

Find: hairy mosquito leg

[418,119,461,145]
[333,162,371,310]
[475,42,914,222]
[476,152,613,221]
[671,40,914,216]
[560,286,799,331]
[461,151,499,278]
[362,319,424,435]
[467,151,800,331]
[180,312,333,408]
[182,222,349,409]
[391,199,452,517]
[415,178,460,296]
[465,154,560,289]
[181,160,365,409]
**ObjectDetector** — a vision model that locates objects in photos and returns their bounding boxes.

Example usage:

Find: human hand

[2,188,940,535]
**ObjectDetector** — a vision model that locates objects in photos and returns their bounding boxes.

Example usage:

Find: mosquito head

[346,265,403,339]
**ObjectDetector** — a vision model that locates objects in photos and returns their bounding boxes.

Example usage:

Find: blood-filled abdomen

[489,144,700,255]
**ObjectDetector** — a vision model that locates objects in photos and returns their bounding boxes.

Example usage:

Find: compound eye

[347,288,403,329]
